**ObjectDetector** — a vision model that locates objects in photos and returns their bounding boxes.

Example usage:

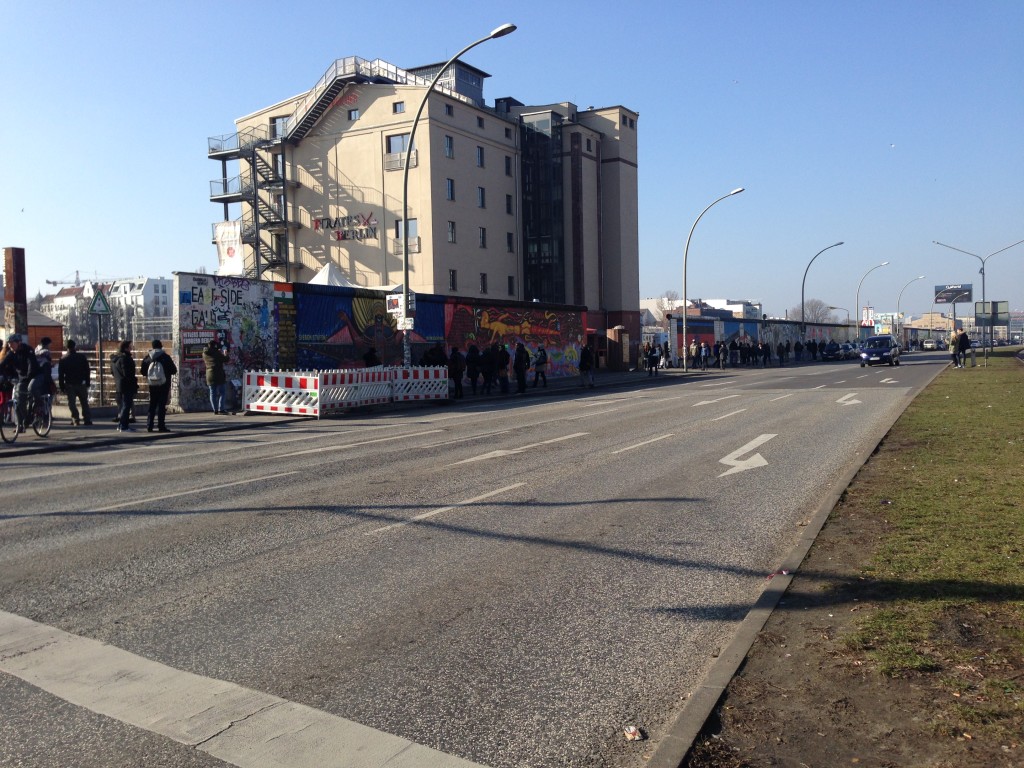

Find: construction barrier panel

[243,366,449,417]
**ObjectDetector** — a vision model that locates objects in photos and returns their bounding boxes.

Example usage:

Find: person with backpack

[532,344,548,388]
[139,339,177,433]
[203,339,228,414]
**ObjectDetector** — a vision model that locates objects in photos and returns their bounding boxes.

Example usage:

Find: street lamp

[681,187,744,371]
[401,23,517,366]
[854,261,889,341]
[933,238,1024,361]
[801,242,844,333]
[827,306,850,339]
[895,275,925,344]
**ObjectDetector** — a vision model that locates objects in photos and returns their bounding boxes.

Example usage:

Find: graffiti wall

[174,272,278,411]
[293,284,587,377]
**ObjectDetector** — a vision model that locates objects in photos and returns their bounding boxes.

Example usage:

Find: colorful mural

[174,273,278,411]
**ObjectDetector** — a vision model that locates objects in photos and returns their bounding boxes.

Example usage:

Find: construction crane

[46,271,81,287]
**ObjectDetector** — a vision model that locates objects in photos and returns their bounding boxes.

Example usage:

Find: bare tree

[788,298,836,325]
[656,290,680,322]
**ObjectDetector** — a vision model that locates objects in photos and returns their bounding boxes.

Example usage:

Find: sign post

[89,290,111,404]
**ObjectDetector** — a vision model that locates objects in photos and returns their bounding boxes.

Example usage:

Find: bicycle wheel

[32,398,52,437]
[0,403,16,444]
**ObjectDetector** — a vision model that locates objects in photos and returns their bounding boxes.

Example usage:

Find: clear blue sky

[4,1,1022,320]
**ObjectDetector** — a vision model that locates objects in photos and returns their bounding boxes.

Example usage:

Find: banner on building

[215,221,245,276]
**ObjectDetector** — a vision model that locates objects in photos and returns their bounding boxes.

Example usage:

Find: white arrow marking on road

[453,433,589,464]
[718,434,777,477]
[692,394,740,407]
[879,378,898,384]
[836,393,861,406]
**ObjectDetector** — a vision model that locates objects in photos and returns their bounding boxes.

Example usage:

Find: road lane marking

[879,377,899,383]
[277,430,444,458]
[711,409,747,421]
[0,611,484,768]
[581,398,628,406]
[699,381,730,387]
[812,385,827,389]
[367,483,526,534]
[611,434,674,454]
[452,433,589,465]
[91,472,299,512]
[564,408,621,420]
[836,393,862,406]
[718,434,777,477]
[769,394,794,402]
[692,394,740,407]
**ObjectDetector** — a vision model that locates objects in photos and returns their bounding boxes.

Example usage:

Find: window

[447,220,457,243]
[393,101,405,114]
[477,116,485,128]
[506,232,515,252]
[445,104,454,117]
[505,127,512,139]
[449,269,457,291]
[386,134,410,154]
[394,218,418,240]
[507,276,515,296]
[478,227,487,248]
[476,146,484,167]
[479,273,488,294]
[444,135,454,158]
[348,109,359,121]
[446,178,455,200]
[504,156,512,176]
[621,115,627,126]
[477,187,486,208]
[629,118,635,128]
[506,194,513,215]
[586,138,592,152]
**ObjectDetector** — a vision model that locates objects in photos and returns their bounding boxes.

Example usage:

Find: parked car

[921,338,938,351]
[860,335,901,367]
[820,341,844,360]
[839,343,857,359]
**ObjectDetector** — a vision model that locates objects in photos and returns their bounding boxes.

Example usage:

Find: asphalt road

[0,354,947,768]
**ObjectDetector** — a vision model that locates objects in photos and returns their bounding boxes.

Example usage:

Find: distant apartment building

[209,55,640,336]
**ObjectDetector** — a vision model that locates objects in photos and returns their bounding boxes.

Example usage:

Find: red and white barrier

[243,366,449,417]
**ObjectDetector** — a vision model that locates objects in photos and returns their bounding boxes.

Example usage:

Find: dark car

[860,335,901,367]
[820,341,844,361]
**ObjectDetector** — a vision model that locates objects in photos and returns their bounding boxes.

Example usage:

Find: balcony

[391,237,421,255]
[384,150,418,172]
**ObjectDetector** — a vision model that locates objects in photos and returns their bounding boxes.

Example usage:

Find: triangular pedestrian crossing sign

[88,290,111,315]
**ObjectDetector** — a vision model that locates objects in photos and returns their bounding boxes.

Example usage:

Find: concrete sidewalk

[3,366,684,457]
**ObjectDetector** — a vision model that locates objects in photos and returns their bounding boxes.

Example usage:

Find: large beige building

[209,56,640,332]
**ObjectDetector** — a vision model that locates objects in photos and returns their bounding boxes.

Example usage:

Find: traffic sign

[88,290,111,315]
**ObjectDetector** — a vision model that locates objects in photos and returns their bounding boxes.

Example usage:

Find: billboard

[975,301,1010,327]
[934,284,973,304]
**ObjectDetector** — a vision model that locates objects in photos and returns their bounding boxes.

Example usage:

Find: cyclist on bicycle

[29,338,55,418]
[0,334,38,432]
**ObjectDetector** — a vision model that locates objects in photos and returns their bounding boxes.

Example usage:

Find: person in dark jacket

[480,344,496,395]
[111,340,138,433]
[29,340,54,415]
[58,339,93,426]
[448,346,465,399]
[0,334,38,432]
[513,343,530,394]
[579,344,595,388]
[362,346,381,368]
[140,339,178,433]
[202,339,228,414]
[465,344,481,395]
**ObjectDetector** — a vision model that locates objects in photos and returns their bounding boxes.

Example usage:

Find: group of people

[0,334,59,432]
[418,341,595,396]
[646,337,855,371]
[948,328,973,368]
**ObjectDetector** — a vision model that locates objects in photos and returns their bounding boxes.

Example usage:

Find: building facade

[209,56,640,339]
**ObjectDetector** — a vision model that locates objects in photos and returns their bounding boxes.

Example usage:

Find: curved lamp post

[801,242,844,333]
[827,305,851,339]
[933,238,1024,361]
[895,275,925,343]
[854,261,889,341]
[681,187,744,371]
[401,23,517,365]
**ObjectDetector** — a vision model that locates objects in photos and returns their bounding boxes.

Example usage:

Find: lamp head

[880,261,890,266]
[729,187,744,195]
[490,23,517,38]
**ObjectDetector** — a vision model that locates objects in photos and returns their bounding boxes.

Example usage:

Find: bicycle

[0,386,16,444]
[30,393,53,437]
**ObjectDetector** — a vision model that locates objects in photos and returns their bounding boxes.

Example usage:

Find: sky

[3,0,1022,320]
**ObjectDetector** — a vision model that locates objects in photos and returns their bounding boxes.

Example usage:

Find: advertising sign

[934,284,973,304]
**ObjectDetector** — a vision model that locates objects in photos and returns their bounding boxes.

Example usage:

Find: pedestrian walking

[480,344,496,395]
[497,344,511,394]
[362,346,381,367]
[957,329,971,367]
[532,345,548,388]
[203,339,228,413]
[111,340,138,433]
[648,343,660,375]
[513,343,530,394]
[58,339,93,426]
[448,346,465,398]
[579,343,595,387]
[140,339,177,433]
[465,344,481,395]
